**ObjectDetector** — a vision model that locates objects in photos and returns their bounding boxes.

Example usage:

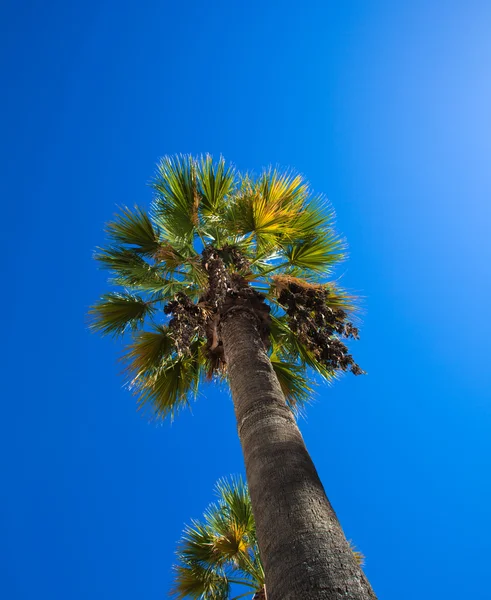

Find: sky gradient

[1,1,491,598]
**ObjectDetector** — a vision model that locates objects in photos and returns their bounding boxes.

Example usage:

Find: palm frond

[95,246,175,292]
[270,353,314,414]
[215,477,255,536]
[88,292,154,336]
[123,325,175,379]
[222,182,291,251]
[223,169,340,258]
[288,197,334,239]
[178,519,219,566]
[198,155,236,217]
[256,168,308,211]
[170,560,230,600]
[132,343,203,419]
[282,232,345,274]
[105,206,160,255]
[152,155,199,241]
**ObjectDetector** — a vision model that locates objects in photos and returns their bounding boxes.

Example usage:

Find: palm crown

[171,477,264,599]
[90,155,363,419]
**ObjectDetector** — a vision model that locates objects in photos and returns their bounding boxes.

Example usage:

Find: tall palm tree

[171,476,365,600]
[90,155,376,599]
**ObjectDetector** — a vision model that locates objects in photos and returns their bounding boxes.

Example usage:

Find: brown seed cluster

[164,292,206,356]
[164,246,362,379]
[278,282,365,376]
[164,245,269,375]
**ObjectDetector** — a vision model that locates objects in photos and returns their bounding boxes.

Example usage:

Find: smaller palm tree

[171,477,264,599]
[171,478,364,599]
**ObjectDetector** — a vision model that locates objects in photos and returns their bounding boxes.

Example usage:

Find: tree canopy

[90,155,363,419]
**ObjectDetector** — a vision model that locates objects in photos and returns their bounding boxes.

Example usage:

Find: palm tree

[171,476,365,600]
[90,155,376,599]
[171,476,265,600]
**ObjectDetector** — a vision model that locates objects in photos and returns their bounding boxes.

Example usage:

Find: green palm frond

[214,477,255,535]
[132,343,203,419]
[124,325,175,379]
[270,353,314,413]
[152,155,199,241]
[288,197,334,240]
[95,246,174,292]
[89,292,155,336]
[170,561,230,600]
[282,233,345,274]
[198,155,236,217]
[179,519,219,565]
[105,205,161,255]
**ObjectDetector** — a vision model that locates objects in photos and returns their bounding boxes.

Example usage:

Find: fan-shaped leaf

[283,232,345,273]
[152,155,199,240]
[89,292,154,336]
[124,325,174,379]
[170,561,230,600]
[198,155,236,216]
[133,343,202,419]
[106,206,160,255]
[95,246,173,292]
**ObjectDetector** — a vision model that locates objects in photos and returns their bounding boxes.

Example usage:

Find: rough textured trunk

[221,309,377,600]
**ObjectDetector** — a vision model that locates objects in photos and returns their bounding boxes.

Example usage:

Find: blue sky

[1,1,491,598]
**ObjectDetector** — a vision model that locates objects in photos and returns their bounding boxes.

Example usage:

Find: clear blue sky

[1,1,490,598]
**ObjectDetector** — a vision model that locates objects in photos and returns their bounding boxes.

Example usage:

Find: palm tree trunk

[220,309,377,600]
